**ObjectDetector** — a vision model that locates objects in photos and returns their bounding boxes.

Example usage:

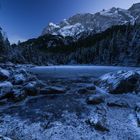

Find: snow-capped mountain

[42,3,140,38]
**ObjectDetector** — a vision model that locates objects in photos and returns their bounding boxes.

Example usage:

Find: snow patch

[58,23,85,37]
[48,22,60,29]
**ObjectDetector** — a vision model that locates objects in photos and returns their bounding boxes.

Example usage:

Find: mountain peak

[42,3,140,38]
[130,2,140,8]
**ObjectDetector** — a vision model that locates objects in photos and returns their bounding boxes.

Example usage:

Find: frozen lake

[29,65,139,79]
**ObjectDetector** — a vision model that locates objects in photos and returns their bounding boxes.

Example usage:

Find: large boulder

[0,81,13,99]
[96,70,140,94]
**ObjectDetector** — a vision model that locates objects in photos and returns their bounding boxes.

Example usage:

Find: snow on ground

[0,65,140,139]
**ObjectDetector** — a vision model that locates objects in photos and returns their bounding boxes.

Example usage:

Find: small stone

[23,82,39,96]
[13,74,26,85]
[12,89,27,102]
[107,100,129,108]
[86,86,96,91]
[78,88,89,94]
[40,86,65,95]
[87,95,105,105]
[86,113,109,132]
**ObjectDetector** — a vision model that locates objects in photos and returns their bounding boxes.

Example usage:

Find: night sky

[0,0,140,43]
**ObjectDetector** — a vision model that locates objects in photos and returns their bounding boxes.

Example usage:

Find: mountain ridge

[42,3,140,38]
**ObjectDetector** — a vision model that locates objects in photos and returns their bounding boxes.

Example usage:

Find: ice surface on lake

[30,65,138,79]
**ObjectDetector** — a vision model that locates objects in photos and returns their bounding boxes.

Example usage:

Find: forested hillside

[13,24,140,66]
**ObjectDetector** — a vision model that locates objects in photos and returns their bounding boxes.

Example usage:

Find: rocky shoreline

[0,64,140,139]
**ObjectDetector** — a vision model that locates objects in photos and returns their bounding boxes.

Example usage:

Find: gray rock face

[129,3,140,23]
[96,70,140,94]
[42,3,140,38]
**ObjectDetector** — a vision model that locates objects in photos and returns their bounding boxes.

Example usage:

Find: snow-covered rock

[13,74,26,85]
[0,81,13,99]
[0,65,48,102]
[23,81,40,96]
[86,94,105,105]
[86,108,109,132]
[0,68,10,81]
[42,22,60,35]
[0,135,12,140]
[96,70,140,94]
[129,3,140,23]
[58,23,85,37]
[12,89,27,102]
[0,81,13,91]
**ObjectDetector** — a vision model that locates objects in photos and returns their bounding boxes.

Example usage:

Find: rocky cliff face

[42,3,140,38]
[129,3,140,23]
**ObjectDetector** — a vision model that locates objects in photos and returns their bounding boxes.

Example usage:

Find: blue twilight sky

[0,0,140,43]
